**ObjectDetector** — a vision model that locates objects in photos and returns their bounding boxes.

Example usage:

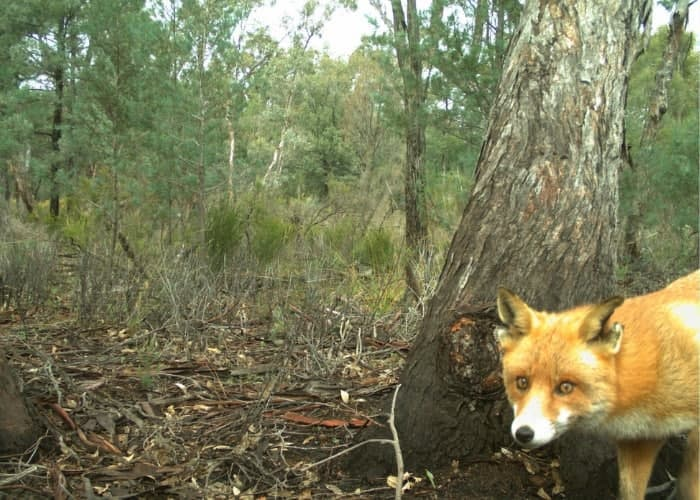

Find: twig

[45,362,63,406]
[300,384,406,500]
[0,465,40,486]
[388,383,403,500]
[300,437,394,471]
[645,479,675,496]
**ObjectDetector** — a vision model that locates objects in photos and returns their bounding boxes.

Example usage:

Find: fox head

[495,288,624,448]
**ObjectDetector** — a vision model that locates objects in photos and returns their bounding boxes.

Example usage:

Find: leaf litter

[0,305,411,498]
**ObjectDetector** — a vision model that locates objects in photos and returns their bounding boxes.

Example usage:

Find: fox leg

[616,439,665,500]
[678,429,699,500]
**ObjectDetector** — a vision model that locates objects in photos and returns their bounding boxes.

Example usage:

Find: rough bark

[348,0,651,496]
[0,350,41,453]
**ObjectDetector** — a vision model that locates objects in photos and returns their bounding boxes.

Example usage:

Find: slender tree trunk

[50,16,67,218]
[226,103,236,205]
[263,91,293,186]
[470,0,488,62]
[197,30,207,247]
[262,30,316,187]
[349,1,651,497]
[641,0,689,144]
[390,0,428,299]
[623,0,689,262]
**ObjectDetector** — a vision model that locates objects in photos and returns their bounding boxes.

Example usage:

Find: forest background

[2,0,697,323]
[0,0,698,496]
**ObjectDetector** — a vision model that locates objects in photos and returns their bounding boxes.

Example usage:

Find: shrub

[0,215,56,310]
[316,216,358,266]
[353,227,395,274]
[205,203,244,269]
[251,213,292,265]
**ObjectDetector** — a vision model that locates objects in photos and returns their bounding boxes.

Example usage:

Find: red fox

[496,271,699,500]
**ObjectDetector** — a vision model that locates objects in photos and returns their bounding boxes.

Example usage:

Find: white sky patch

[252,1,700,59]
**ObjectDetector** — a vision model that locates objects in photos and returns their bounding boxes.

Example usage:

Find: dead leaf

[348,417,370,427]
[80,378,107,391]
[50,403,76,430]
[87,432,122,455]
[281,411,369,428]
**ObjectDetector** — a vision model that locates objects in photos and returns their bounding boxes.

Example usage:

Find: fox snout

[509,397,568,448]
[513,425,535,445]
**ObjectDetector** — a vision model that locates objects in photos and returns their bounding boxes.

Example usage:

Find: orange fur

[496,271,699,500]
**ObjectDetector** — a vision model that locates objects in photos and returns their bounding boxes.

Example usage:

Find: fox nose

[514,425,534,444]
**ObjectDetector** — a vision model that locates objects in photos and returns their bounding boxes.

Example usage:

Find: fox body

[496,271,699,500]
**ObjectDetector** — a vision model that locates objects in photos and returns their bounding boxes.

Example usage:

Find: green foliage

[318,216,360,266]
[623,29,699,273]
[206,197,294,269]
[1,0,694,332]
[353,227,396,274]
[250,212,292,265]
[205,203,245,269]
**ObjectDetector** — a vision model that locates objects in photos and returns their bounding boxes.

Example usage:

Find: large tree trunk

[349,0,651,496]
[0,351,41,453]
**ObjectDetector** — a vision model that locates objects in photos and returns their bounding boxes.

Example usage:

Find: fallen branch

[0,465,40,487]
[300,384,406,499]
[388,383,403,500]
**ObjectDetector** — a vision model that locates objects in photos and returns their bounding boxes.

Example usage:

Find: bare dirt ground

[0,304,560,499]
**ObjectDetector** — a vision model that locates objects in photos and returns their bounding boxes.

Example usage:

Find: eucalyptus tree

[169,0,266,244]
[368,0,520,297]
[352,1,654,497]
[261,1,332,188]
[622,0,696,265]
[622,26,698,271]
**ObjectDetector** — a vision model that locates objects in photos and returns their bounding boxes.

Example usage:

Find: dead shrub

[0,215,56,311]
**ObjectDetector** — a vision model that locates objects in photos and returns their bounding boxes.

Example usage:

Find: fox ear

[496,287,533,342]
[581,296,625,353]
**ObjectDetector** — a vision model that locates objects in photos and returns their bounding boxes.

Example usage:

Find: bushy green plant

[205,203,244,269]
[621,29,699,277]
[319,216,359,265]
[353,227,395,274]
[251,212,292,265]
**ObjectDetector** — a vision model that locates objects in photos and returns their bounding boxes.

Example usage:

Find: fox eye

[557,381,575,395]
[515,376,529,391]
